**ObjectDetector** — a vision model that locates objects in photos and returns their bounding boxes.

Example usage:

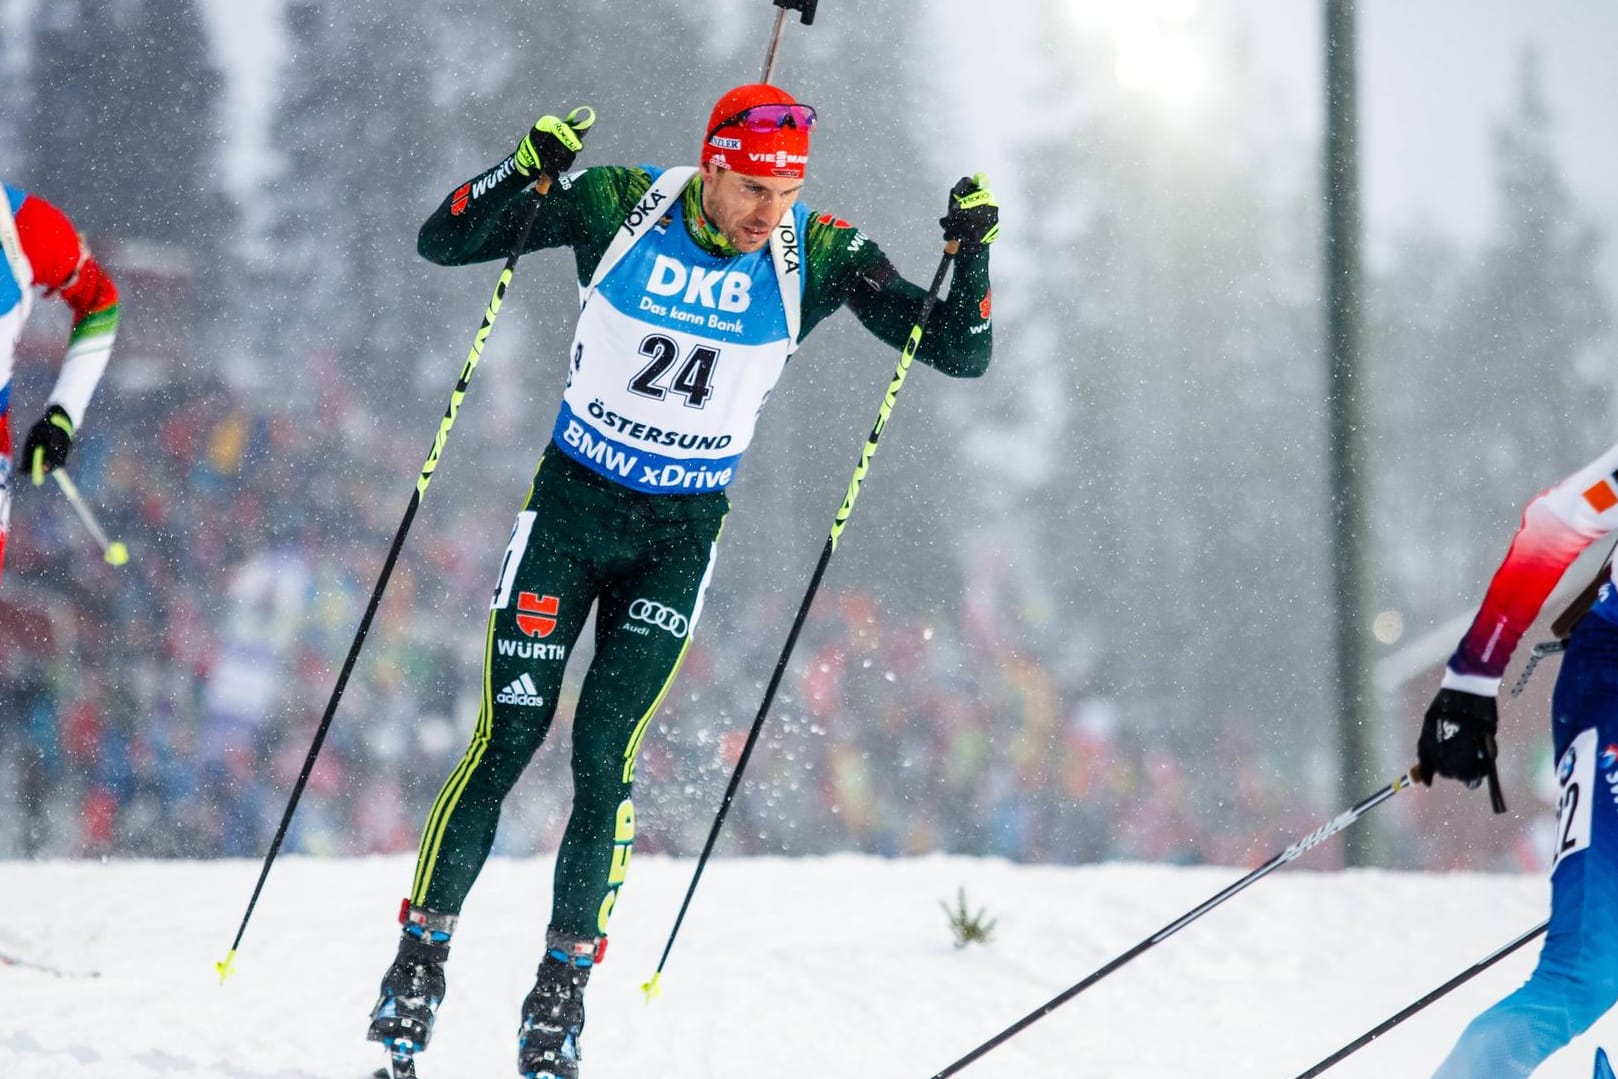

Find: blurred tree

[1371,47,1610,627]
[934,7,1332,793]
[1472,49,1610,467]
[23,0,236,347]
[250,0,458,416]
[23,0,125,222]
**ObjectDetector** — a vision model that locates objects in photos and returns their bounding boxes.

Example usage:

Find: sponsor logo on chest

[645,254,753,313]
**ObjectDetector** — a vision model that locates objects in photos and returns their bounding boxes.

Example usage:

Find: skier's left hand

[21,404,74,485]
[514,107,597,182]
[940,173,999,250]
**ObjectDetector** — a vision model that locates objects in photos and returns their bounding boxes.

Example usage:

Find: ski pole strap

[1484,754,1507,815]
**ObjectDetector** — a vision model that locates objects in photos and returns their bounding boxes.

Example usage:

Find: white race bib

[1551,727,1598,875]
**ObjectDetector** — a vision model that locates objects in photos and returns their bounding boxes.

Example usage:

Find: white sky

[0,851,1609,1077]
[1359,1,1618,243]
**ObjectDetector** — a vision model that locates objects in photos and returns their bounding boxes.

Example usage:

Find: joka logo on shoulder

[516,592,560,638]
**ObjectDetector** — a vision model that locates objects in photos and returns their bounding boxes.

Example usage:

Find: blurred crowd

[0,375,1550,875]
[0,370,474,860]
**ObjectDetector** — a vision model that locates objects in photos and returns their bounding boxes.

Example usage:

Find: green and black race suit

[407,157,992,941]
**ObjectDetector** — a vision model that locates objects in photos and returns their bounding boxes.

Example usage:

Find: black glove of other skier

[940,173,999,250]
[1416,687,1499,787]
[21,404,74,485]
[514,107,596,181]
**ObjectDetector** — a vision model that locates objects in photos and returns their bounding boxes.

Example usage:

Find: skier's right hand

[514,107,596,181]
[1416,687,1499,787]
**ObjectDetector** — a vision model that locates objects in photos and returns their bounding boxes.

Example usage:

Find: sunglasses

[706,103,818,144]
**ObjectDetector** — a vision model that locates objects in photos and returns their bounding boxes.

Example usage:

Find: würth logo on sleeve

[451,182,472,216]
[516,592,560,638]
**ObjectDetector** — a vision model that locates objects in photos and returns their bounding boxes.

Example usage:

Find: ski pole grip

[944,239,961,256]
[773,0,818,25]
[1485,758,1508,815]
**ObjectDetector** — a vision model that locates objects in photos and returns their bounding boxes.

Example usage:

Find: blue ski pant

[1432,615,1618,1078]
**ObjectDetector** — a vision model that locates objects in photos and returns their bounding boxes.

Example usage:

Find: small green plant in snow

[940,886,997,950]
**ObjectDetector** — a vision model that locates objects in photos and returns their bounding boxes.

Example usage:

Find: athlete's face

[698,163,804,253]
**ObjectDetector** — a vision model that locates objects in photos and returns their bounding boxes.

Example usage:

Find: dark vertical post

[1324,0,1374,865]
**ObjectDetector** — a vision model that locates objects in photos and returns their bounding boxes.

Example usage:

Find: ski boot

[368,902,457,1077]
[516,928,603,1079]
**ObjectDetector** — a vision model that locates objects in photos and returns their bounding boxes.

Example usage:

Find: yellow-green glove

[940,173,999,249]
[514,106,596,180]
[22,404,74,485]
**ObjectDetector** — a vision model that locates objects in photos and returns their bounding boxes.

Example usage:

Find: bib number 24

[630,334,719,408]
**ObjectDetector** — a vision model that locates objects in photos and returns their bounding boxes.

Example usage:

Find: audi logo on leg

[629,598,689,638]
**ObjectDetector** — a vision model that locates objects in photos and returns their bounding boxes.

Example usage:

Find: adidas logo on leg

[497,673,545,708]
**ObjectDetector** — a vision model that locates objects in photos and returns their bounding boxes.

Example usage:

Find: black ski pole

[1294,919,1548,1077]
[643,240,961,1002]
[215,119,592,984]
[761,0,817,82]
[925,767,1420,1078]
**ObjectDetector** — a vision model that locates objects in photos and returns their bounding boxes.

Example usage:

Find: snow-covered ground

[0,851,1605,1078]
